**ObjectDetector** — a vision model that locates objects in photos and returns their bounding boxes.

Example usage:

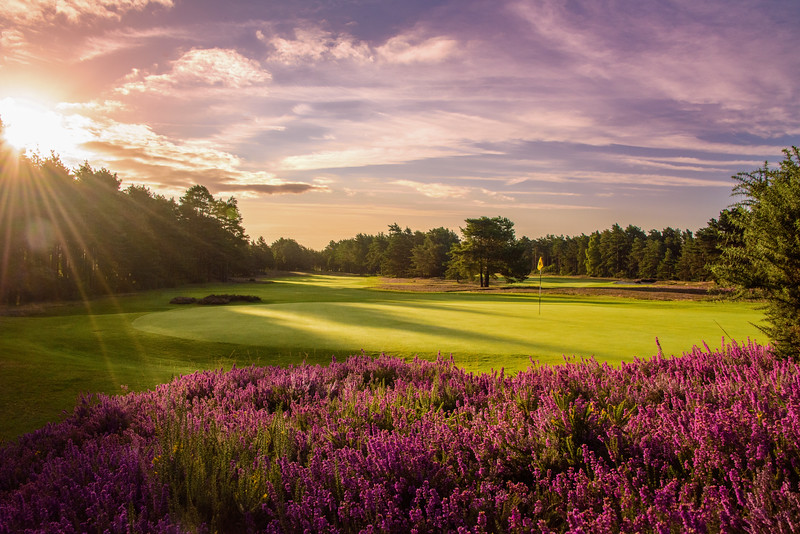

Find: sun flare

[0,97,92,161]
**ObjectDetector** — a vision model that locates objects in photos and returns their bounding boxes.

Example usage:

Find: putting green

[133,293,764,370]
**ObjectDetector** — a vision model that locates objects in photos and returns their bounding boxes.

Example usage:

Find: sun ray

[2,153,129,385]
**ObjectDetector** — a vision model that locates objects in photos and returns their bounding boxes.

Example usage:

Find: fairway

[133,275,764,372]
[0,274,765,440]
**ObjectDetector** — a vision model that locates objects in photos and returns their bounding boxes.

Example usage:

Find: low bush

[169,297,197,305]
[2,341,798,532]
[198,294,262,305]
[169,295,262,305]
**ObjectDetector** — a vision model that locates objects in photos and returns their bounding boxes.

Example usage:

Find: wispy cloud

[520,170,732,188]
[261,24,459,66]
[376,33,458,64]
[276,109,523,171]
[262,27,374,64]
[508,0,798,123]
[77,26,184,62]
[116,48,271,95]
[391,180,471,199]
[0,28,32,65]
[76,116,324,197]
[0,0,173,24]
[620,155,765,173]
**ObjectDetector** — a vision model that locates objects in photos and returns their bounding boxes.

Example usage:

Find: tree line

[320,217,734,284]
[0,144,274,305]
[0,117,774,297]
[0,140,735,305]
[319,218,531,286]
[529,219,734,281]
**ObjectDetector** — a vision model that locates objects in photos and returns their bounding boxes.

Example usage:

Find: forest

[320,217,733,282]
[0,126,738,306]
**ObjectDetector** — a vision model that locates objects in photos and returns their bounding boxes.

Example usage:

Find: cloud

[0,0,173,24]
[468,199,600,211]
[392,180,471,198]
[0,28,32,64]
[376,34,458,64]
[521,170,732,188]
[508,0,797,113]
[477,188,515,203]
[387,179,582,205]
[116,48,271,95]
[220,182,326,195]
[77,117,324,196]
[57,99,125,114]
[263,27,374,64]
[77,26,184,61]
[277,110,519,171]
[620,155,765,173]
[279,146,458,171]
[262,25,458,65]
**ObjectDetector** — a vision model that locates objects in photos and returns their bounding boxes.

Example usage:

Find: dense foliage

[320,225,461,278]
[447,216,530,286]
[0,148,272,305]
[713,147,800,359]
[321,221,726,284]
[2,341,799,532]
[529,223,724,281]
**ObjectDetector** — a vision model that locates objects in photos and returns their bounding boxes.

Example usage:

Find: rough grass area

[2,342,798,533]
[377,276,727,301]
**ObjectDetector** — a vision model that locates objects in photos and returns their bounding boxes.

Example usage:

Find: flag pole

[537,257,543,315]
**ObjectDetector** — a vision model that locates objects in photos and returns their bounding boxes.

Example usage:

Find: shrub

[198,294,262,305]
[169,297,197,305]
[2,342,799,532]
[714,147,800,359]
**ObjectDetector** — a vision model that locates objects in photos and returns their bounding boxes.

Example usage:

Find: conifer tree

[714,147,800,358]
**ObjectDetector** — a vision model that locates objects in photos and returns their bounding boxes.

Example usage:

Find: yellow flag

[537,257,544,271]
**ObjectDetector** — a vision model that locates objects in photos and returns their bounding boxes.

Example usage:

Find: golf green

[134,287,764,371]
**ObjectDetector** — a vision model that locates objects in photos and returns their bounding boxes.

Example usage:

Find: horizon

[1,0,798,249]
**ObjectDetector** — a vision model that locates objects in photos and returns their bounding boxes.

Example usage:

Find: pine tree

[713,147,800,358]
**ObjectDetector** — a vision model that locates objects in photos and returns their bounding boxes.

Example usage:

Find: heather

[3,341,799,532]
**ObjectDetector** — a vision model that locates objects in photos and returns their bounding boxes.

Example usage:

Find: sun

[0,97,91,159]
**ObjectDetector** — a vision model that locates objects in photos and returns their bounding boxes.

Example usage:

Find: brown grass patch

[375,277,729,301]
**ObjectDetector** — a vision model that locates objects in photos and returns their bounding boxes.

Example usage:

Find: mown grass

[0,274,764,441]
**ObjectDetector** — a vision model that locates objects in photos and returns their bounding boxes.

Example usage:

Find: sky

[1,0,798,249]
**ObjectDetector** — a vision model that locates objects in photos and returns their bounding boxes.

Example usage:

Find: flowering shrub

[2,340,800,533]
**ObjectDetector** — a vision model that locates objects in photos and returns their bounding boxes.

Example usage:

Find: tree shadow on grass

[135,299,574,357]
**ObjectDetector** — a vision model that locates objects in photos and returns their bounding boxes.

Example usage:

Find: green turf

[134,279,762,371]
[0,274,764,441]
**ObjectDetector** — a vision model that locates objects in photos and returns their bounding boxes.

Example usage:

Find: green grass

[0,274,764,441]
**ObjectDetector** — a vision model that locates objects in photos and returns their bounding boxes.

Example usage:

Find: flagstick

[537,256,543,315]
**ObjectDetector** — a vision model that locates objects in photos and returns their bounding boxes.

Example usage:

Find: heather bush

[2,341,800,533]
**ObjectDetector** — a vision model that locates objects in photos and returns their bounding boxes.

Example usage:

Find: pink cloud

[116,48,271,95]
[262,25,458,66]
[0,0,173,24]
